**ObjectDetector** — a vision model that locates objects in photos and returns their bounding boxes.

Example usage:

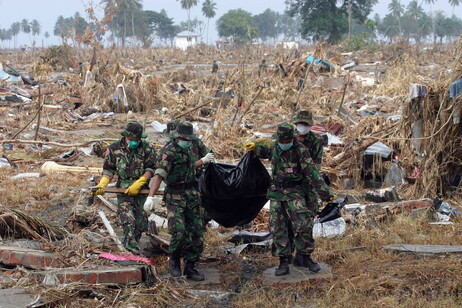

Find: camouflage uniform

[164,120,212,226]
[155,122,204,262]
[102,122,157,251]
[293,110,324,168]
[255,124,332,257]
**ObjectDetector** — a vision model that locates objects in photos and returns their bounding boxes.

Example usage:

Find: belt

[273,181,302,189]
[168,182,198,191]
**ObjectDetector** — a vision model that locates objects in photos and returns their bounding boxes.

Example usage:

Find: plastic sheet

[199,153,271,227]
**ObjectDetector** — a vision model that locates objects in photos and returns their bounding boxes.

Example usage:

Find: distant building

[175,31,200,50]
[275,41,300,49]
[216,40,233,50]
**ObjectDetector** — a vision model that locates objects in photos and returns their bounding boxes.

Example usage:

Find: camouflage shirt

[255,131,324,168]
[300,131,324,168]
[102,137,157,188]
[265,140,331,202]
[164,138,210,175]
[155,141,196,187]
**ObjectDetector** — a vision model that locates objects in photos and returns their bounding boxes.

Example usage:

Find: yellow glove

[125,176,148,196]
[93,176,110,195]
[245,142,255,152]
[329,194,338,202]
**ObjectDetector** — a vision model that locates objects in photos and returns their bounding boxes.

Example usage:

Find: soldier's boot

[275,256,290,276]
[169,258,182,277]
[183,261,205,281]
[293,253,304,267]
[303,255,321,273]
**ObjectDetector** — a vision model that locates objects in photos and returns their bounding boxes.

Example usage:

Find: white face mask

[296,123,311,135]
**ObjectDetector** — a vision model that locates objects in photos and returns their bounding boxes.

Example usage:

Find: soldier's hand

[92,176,110,196]
[125,176,148,196]
[200,153,215,164]
[245,142,255,152]
[328,194,338,202]
[143,196,156,214]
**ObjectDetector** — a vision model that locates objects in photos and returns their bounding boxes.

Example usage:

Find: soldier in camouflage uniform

[144,121,212,281]
[246,123,334,276]
[163,120,214,226]
[93,121,156,254]
[293,110,324,169]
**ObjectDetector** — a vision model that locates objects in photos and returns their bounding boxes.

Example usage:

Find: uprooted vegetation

[1,37,462,307]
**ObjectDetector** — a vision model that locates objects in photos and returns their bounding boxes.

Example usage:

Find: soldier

[293,110,324,169]
[162,120,214,226]
[93,121,157,254]
[258,59,267,77]
[143,121,213,281]
[245,123,335,276]
[211,60,219,74]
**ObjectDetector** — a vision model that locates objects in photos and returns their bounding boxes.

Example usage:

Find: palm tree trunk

[123,11,127,48]
[207,18,210,45]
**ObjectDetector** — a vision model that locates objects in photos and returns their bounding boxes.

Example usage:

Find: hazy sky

[0,0,459,47]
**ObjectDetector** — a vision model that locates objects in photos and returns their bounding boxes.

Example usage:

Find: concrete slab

[262,263,332,285]
[0,288,34,308]
[382,244,462,257]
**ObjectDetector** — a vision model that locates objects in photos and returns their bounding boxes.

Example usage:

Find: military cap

[171,121,197,141]
[163,119,180,138]
[272,123,296,140]
[120,121,147,139]
[293,110,314,126]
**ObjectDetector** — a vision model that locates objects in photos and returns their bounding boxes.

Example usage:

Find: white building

[175,31,200,50]
[275,41,300,49]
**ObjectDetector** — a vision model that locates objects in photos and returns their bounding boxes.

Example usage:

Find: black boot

[183,261,205,281]
[304,255,321,273]
[293,253,303,267]
[169,258,182,277]
[275,256,290,276]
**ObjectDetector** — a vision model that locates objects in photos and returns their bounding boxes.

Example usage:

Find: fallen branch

[0,138,117,148]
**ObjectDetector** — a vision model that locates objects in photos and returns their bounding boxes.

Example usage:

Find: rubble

[0,34,462,306]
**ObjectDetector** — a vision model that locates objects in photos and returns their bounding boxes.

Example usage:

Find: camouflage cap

[120,121,147,139]
[171,121,197,141]
[163,119,180,138]
[272,123,296,140]
[293,110,314,125]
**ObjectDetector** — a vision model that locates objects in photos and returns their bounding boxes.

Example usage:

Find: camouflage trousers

[165,189,204,262]
[117,194,148,251]
[269,198,317,257]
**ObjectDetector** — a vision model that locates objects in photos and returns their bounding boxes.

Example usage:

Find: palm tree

[10,22,21,49]
[177,0,198,34]
[202,0,216,45]
[388,0,404,34]
[31,19,41,46]
[44,31,50,47]
[424,0,436,43]
[21,19,32,45]
[449,0,460,15]
[406,1,424,20]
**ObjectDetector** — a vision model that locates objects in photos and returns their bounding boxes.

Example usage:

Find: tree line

[0,19,49,49]
[1,0,461,49]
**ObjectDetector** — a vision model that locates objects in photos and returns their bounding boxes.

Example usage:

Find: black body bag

[199,153,271,227]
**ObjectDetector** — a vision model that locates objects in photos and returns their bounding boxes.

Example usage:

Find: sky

[0,0,460,47]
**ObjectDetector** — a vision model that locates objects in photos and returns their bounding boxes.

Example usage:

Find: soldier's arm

[143,144,157,179]
[312,135,324,166]
[101,147,116,180]
[254,143,273,160]
[300,149,332,201]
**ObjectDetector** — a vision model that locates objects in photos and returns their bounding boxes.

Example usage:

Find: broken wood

[97,210,126,252]
[91,187,163,195]
[0,138,117,148]
[41,161,102,174]
[95,195,118,212]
